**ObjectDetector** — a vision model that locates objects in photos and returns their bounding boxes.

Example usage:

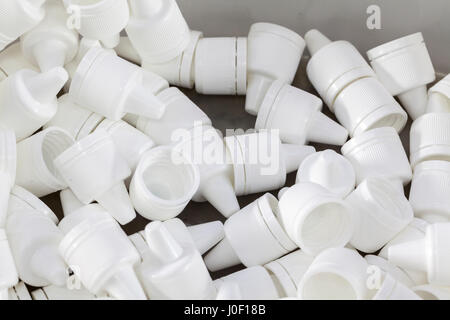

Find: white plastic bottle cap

[59,188,84,217]
[130,146,200,221]
[126,0,190,64]
[143,31,203,89]
[215,266,280,300]
[20,0,79,72]
[215,281,243,300]
[388,223,450,286]
[342,127,412,191]
[58,204,146,299]
[172,125,240,217]
[204,193,297,271]
[138,221,216,300]
[95,119,155,172]
[379,218,429,286]
[54,130,135,225]
[115,36,142,65]
[32,285,96,300]
[224,131,313,196]
[0,0,46,51]
[136,87,211,146]
[278,182,354,255]
[15,127,74,198]
[427,74,450,113]
[255,80,348,145]
[0,229,18,294]
[347,177,413,253]
[6,208,67,287]
[372,274,421,300]
[365,255,415,288]
[194,37,247,95]
[367,33,435,120]
[265,250,314,298]
[62,0,129,48]
[305,30,407,137]
[45,94,105,141]
[0,128,16,227]
[246,23,305,115]
[298,248,371,300]
[0,67,69,141]
[409,161,450,223]
[413,285,450,300]
[69,48,166,121]
[296,150,356,198]
[410,113,450,168]
[0,43,39,80]
[9,186,59,224]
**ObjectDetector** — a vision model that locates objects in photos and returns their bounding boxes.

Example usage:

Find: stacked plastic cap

[389,223,450,286]
[59,203,146,299]
[246,23,305,115]
[126,0,190,64]
[54,130,136,225]
[69,48,166,121]
[225,131,315,196]
[255,80,348,145]
[298,248,372,300]
[143,31,203,89]
[0,129,16,227]
[409,161,450,223]
[20,0,79,72]
[427,74,450,113]
[0,0,46,51]
[367,33,435,120]
[278,182,354,255]
[15,127,74,197]
[296,150,356,198]
[305,29,407,137]
[0,43,39,81]
[346,177,414,253]
[0,67,68,141]
[342,127,412,192]
[130,146,200,221]
[138,220,216,300]
[62,0,130,48]
[204,193,298,272]
[410,113,450,169]
[194,37,247,95]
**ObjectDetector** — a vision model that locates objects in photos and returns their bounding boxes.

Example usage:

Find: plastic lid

[367,33,424,61]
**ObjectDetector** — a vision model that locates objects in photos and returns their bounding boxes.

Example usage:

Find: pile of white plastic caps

[1,0,450,301]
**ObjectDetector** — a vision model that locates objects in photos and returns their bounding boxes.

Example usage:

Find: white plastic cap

[62,0,130,48]
[58,204,145,299]
[194,37,247,95]
[15,127,74,198]
[347,177,414,253]
[20,0,79,72]
[372,274,421,300]
[130,146,200,221]
[255,80,348,145]
[204,193,297,271]
[278,182,354,255]
[187,221,225,255]
[136,87,211,146]
[115,36,142,65]
[0,67,68,141]
[388,223,450,286]
[342,127,412,190]
[0,128,16,227]
[59,188,84,217]
[298,248,371,300]
[54,130,135,225]
[6,209,67,287]
[409,161,450,223]
[0,43,39,78]
[410,113,450,168]
[0,0,46,51]
[246,23,305,115]
[0,229,19,292]
[296,150,356,198]
[126,0,190,63]
[367,33,435,120]
[427,74,450,113]
[365,254,415,288]
[70,48,166,121]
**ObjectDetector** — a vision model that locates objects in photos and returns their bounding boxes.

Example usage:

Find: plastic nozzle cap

[187,221,225,255]
[31,40,69,72]
[30,246,68,287]
[204,236,242,272]
[281,144,316,173]
[25,67,68,104]
[388,238,428,273]
[304,29,332,56]
[145,221,183,264]
[60,188,84,217]
[307,111,349,145]
[102,265,146,300]
[115,37,142,64]
[215,281,242,300]
[125,86,166,121]
[95,182,136,225]
[398,86,428,120]
[199,174,240,218]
